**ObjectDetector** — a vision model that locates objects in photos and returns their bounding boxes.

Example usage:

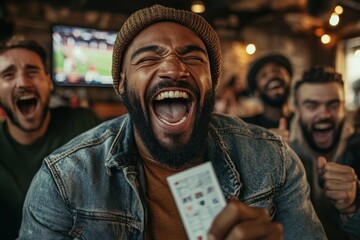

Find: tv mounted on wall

[51,24,118,87]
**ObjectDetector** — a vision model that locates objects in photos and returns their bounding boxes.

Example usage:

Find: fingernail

[229,195,239,201]
[207,233,216,240]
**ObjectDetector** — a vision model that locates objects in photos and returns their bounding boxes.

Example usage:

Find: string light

[315,28,325,37]
[321,34,331,44]
[191,0,205,13]
[355,49,360,57]
[329,13,340,26]
[245,43,256,55]
[334,5,343,15]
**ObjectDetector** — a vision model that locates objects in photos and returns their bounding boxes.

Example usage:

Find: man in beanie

[243,53,293,143]
[19,5,325,239]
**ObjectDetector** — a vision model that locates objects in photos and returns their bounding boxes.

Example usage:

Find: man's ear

[294,103,300,116]
[118,72,125,97]
[47,74,54,92]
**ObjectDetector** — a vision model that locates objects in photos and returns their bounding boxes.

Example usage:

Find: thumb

[317,156,327,175]
[278,117,287,130]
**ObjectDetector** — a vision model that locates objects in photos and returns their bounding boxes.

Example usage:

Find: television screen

[52,24,118,87]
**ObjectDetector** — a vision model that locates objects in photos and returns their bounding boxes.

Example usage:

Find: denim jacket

[18,114,326,239]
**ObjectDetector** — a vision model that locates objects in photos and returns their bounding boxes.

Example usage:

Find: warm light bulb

[321,34,331,44]
[334,5,343,15]
[329,13,340,26]
[355,49,360,57]
[191,1,205,13]
[246,43,256,55]
[314,28,325,37]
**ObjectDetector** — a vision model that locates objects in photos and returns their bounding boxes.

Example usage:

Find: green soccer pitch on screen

[52,24,117,87]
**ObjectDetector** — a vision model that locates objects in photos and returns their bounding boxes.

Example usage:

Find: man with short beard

[243,53,292,142]
[0,37,101,239]
[290,66,360,240]
[19,5,326,240]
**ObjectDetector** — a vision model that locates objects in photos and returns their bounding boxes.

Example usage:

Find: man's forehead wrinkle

[131,45,166,60]
[25,64,41,70]
[178,45,207,56]
[302,98,342,105]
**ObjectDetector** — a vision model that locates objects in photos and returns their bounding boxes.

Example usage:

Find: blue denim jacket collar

[104,114,242,199]
[105,116,136,173]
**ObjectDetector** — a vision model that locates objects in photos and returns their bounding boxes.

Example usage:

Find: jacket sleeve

[337,147,360,239]
[17,161,74,239]
[274,145,327,240]
[339,180,360,240]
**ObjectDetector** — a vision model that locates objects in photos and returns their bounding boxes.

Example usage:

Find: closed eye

[182,56,206,64]
[0,65,16,81]
[2,72,16,80]
[303,102,318,111]
[134,56,161,66]
[327,101,341,110]
[27,69,40,77]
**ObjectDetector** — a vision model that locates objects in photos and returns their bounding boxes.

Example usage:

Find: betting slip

[167,161,226,240]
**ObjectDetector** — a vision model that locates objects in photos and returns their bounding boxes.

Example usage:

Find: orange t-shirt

[141,154,188,240]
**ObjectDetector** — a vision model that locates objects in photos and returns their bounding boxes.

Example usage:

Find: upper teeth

[154,90,189,101]
[314,123,331,130]
[19,95,36,100]
[268,81,282,89]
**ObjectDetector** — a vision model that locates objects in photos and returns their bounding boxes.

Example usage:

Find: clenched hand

[318,156,358,215]
[208,198,283,240]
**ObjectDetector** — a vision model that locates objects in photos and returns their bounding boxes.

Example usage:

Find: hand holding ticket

[208,199,283,240]
[168,162,284,240]
[167,162,226,240]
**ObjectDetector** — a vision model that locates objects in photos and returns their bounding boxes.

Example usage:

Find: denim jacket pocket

[244,192,278,220]
[70,210,142,240]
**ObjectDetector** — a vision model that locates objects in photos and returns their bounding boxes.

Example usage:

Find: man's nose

[16,72,32,88]
[318,104,332,118]
[158,57,190,81]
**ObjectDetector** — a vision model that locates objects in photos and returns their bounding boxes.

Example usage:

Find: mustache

[14,88,38,100]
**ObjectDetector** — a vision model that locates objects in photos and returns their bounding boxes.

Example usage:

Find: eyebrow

[25,64,41,71]
[130,45,165,60]
[178,45,207,56]
[0,65,16,76]
[130,44,208,60]
[0,64,42,77]
[302,99,341,105]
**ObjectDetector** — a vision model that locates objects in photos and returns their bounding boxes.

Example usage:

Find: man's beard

[0,101,49,133]
[122,78,215,169]
[259,78,290,107]
[300,118,344,154]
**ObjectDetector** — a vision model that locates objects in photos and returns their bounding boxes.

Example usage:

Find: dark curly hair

[0,36,48,73]
[294,66,344,106]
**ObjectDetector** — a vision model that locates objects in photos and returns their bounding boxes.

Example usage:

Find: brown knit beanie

[112,4,222,98]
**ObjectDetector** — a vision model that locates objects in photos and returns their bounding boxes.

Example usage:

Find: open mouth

[153,90,192,126]
[16,95,38,116]
[312,122,334,145]
[267,79,284,91]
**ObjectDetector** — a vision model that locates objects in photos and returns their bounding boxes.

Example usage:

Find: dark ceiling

[1,0,360,40]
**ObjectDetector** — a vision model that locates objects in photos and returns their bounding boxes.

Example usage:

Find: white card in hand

[167,162,226,240]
